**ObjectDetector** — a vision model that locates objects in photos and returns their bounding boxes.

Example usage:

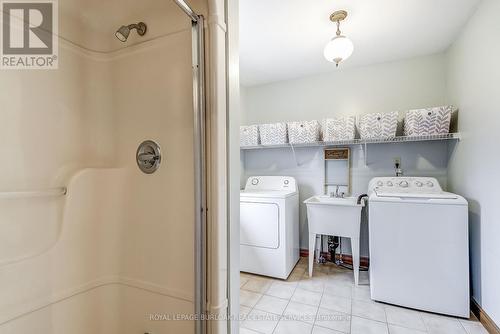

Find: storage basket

[358,111,398,139]
[404,106,453,136]
[240,125,259,146]
[322,116,356,142]
[259,122,288,145]
[287,120,321,144]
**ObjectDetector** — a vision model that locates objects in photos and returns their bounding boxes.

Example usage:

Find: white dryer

[368,177,469,317]
[240,176,299,279]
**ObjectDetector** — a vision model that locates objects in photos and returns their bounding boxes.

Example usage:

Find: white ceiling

[57,0,207,52]
[240,0,481,86]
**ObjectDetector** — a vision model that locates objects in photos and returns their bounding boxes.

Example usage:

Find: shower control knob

[399,181,409,188]
[415,181,423,187]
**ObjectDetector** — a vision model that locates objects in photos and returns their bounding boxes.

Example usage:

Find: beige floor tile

[324,282,353,299]
[239,327,261,334]
[283,301,318,324]
[315,308,351,333]
[242,278,273,294]
[352,300,387,322]
[351,316,389,334]
[239,305,252,320]
[288,272,305,282]
[459,319,489,334]
[388,324,427,334]
[385,306,426,331]
[240,276,250,287]
[254,295,289,315]
[274,319,313,334]
[298,277,325,293]
[312,325,346,334]
[240,289,262,308]
[266,281,297,299]
[420,313,467,334]
[351,285,371,301]
[242,309,280,334]
[291,288,322,307]
[320,294,352,314]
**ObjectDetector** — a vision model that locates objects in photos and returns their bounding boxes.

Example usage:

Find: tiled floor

[239,257,487,334]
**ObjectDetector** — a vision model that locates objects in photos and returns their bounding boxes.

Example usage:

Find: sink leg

[308,233,316,277]
[351,237,360,285]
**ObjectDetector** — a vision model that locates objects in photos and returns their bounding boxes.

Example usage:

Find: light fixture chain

[336,20,341,36]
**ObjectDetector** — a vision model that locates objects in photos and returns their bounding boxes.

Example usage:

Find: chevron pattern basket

[322,116,356,141]
[287,120,321,144]
[240,125,259,146]
[358,111,398,139]
[404,106,453,136]
[259,122,288,145]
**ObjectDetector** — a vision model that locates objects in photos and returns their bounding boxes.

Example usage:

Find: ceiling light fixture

[324,10,354,67]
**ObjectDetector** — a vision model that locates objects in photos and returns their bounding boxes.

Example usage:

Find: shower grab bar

[0,187,67,199]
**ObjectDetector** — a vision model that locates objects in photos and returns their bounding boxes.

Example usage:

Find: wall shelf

[240,133,461,150]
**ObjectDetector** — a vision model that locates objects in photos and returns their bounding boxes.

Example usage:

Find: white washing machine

[240,176,299,279]
[368,177,469,318]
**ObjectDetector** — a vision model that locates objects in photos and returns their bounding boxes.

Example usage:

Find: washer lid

[240,189,297,199]
[374,189,459,200]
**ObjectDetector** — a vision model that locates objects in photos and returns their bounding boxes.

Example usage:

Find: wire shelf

[240,133,461,150]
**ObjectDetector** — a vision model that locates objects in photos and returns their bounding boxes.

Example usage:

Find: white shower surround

[0,0,229,332]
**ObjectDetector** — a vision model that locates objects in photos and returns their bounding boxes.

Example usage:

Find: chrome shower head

[115,22,147,42]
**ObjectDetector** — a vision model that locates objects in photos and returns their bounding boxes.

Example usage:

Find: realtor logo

[1,0,58,69]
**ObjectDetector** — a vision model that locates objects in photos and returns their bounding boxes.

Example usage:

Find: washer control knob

[415,181,423,187]
[284,179,289,185]
[387,181,393,187]
[399,181,409,188]
[251,178,259,185]
[426,181,434,187]
[377,181,384,186]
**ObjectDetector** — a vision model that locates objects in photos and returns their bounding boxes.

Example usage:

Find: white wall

[446,0,500,326]
[241,53,447,125]
[240,54,452,254]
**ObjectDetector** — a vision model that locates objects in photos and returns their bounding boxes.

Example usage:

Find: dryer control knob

[251,178,259,185]
[387,181,393,187]
[415,181,423,187]
[426,181,434,187]
[399,181,409,188]
[377,181,384,186]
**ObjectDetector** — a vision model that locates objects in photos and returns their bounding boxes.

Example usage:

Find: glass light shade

[324,35,354,65]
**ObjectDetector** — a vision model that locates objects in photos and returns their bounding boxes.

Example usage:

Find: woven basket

[240,125,259,146]
[259,122,288,145]
[323,116,356,141]
[287,120,321,144]
[404,106,453,136]
[358,111,398,139]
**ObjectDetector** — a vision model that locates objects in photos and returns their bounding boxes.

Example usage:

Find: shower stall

[0,0,225,332]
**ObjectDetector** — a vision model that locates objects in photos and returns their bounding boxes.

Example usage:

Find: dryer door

[240,201,279,249]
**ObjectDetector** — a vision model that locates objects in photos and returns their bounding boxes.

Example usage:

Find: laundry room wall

[446,0,500,326]
[240,53,451,255]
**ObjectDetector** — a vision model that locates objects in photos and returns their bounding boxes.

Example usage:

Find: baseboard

[300,249,370,267]
[471,299,500,334]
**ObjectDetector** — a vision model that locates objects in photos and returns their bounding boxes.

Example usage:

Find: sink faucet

[330,186,345,198]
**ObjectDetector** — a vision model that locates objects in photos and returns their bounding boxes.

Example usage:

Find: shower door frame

[173,1,207,334]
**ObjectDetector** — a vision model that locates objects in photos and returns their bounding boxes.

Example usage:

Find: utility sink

[304,195,365,285]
